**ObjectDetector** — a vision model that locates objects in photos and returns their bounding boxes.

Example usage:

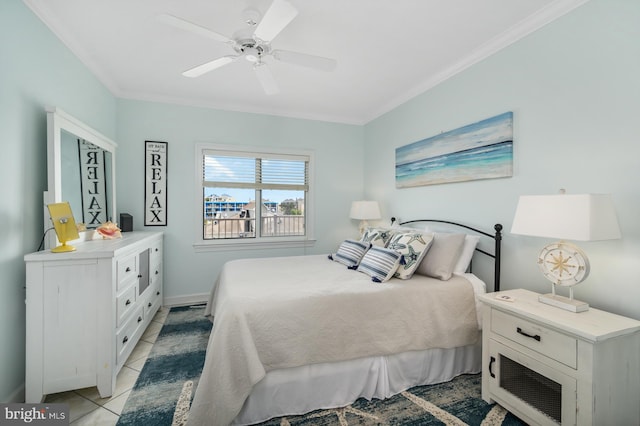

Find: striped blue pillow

[330,239,371,268]
[357,246,403,282]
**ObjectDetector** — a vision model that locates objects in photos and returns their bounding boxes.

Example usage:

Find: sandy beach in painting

[395,112,513,188]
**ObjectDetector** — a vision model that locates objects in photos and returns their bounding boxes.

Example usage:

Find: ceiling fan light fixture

[244,46,260,62]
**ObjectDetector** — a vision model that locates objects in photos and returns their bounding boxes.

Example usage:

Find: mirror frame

[44,107,117,248]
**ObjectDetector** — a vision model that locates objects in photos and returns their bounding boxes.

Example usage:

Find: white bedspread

[189,255,480,426]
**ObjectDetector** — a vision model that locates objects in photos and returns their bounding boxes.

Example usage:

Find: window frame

[193,143,315,252]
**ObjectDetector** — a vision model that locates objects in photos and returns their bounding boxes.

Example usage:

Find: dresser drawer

[116,306,144,365]
[150,242,162,268]
[117,254,138,290]
[491,309,577,368]
[116,285,137,327]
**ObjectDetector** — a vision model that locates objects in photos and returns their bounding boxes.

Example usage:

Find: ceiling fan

[158,0,337,95]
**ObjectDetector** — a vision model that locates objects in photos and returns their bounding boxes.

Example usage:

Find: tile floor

[44,306,171,425]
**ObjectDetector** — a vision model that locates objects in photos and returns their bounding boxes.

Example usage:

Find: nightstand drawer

[491,309,577,368]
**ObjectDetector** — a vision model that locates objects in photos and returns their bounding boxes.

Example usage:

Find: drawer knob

[138,316,142,323]
[148,302,152,308]
[125,299,131,306]
[155,270,159,275]
[138,274,143,278]
[155,248,158,252]
[517,327,541,342]
[156,291,160,296]
[122,336,129,344]
[125,267,131,272]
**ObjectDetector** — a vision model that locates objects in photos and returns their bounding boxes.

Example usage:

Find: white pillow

[453,235,481,273]
[387,232,434,279]
[357,246,403,282]
[416,233,466,280]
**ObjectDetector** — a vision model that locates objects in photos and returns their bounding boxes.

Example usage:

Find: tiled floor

[44,306,171,425]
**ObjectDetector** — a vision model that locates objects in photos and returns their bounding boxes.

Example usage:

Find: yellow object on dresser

[479,289,640,426]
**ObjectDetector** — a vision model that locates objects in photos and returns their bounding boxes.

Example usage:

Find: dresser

[24,231,163,403]
[480,289,640,425]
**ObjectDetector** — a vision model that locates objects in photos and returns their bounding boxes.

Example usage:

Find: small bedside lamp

[47,202,80,253]
[350,201,381,235]
[511,191,621,312]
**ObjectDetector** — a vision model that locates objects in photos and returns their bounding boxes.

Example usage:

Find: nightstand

[479,289,640,425]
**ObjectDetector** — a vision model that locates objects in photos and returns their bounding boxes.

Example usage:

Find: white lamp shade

[511,194,621,241]
[349,201,381,220]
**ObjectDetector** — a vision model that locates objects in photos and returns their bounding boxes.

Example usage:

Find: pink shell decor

[96,221,122,239]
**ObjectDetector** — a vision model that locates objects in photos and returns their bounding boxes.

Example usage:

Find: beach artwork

[395,112,513,188]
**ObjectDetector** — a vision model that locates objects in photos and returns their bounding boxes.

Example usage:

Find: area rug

[117,305,525,426]
[117,305,212,426]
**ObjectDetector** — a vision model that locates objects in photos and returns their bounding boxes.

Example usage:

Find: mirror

[44,107,117,248]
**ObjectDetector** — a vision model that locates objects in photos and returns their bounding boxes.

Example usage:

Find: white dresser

[480,289,640,425]
[24,231,163,403]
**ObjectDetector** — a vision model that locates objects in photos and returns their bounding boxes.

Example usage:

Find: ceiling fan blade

[253,0,298,43]
[182,56,239,78]
[272,50,336,72]
[157,14,235,46]
[253,63,279,95]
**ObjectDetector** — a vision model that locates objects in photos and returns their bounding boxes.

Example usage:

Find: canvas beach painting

[395,112,513,188]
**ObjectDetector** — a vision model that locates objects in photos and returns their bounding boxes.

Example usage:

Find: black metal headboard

[391,218,503,292]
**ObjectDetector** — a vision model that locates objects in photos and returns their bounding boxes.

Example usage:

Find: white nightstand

[479,289,640,426]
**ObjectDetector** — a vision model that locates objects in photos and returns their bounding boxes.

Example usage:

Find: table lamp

[350,201,381,235]
[511,191,621,312]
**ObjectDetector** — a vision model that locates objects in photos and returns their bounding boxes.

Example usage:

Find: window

[195,144,314,250]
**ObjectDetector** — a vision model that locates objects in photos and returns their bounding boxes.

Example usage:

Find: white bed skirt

[233,340,482,425]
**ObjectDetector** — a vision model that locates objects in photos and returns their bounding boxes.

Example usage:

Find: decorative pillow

[387,232,434,279]
[453,235,481,273]
[329,239,371,268]
[360,227,395,247]
[357,246,403,283]
[416,233,466,280]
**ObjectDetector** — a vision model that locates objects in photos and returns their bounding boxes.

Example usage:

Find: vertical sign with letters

[79,139,108,226]
[145,141,168,226]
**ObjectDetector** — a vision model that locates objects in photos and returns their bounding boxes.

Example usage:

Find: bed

[188,219,503,426]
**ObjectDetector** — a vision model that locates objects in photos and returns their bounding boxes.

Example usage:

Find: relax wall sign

[145,141,168,226]
[79,139,108,226]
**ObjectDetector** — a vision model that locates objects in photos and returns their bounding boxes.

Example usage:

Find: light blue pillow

[357,246,403,282]
[330,239,371,268]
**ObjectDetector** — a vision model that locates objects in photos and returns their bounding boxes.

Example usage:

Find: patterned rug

[117,305,212,426]
[117,305,526,426]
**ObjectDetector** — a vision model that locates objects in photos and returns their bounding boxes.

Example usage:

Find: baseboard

[163,293,209,307]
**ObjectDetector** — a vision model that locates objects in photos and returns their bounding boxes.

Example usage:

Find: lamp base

[538,293,589,313]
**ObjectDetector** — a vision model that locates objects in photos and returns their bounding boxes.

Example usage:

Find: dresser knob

[138,274,142,278]
[155,270,159,275]
[125,299,131,306]
[122,336,128,344]
[125,267,131,272]
[138,316,142,323]
[156,291,160,296]
[148,302,152,308]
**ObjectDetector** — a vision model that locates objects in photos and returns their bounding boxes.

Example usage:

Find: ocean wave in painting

[395,112,513,187]
[396,140,513,187]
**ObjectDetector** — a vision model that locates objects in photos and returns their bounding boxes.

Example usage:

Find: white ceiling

[24,0,588,125]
